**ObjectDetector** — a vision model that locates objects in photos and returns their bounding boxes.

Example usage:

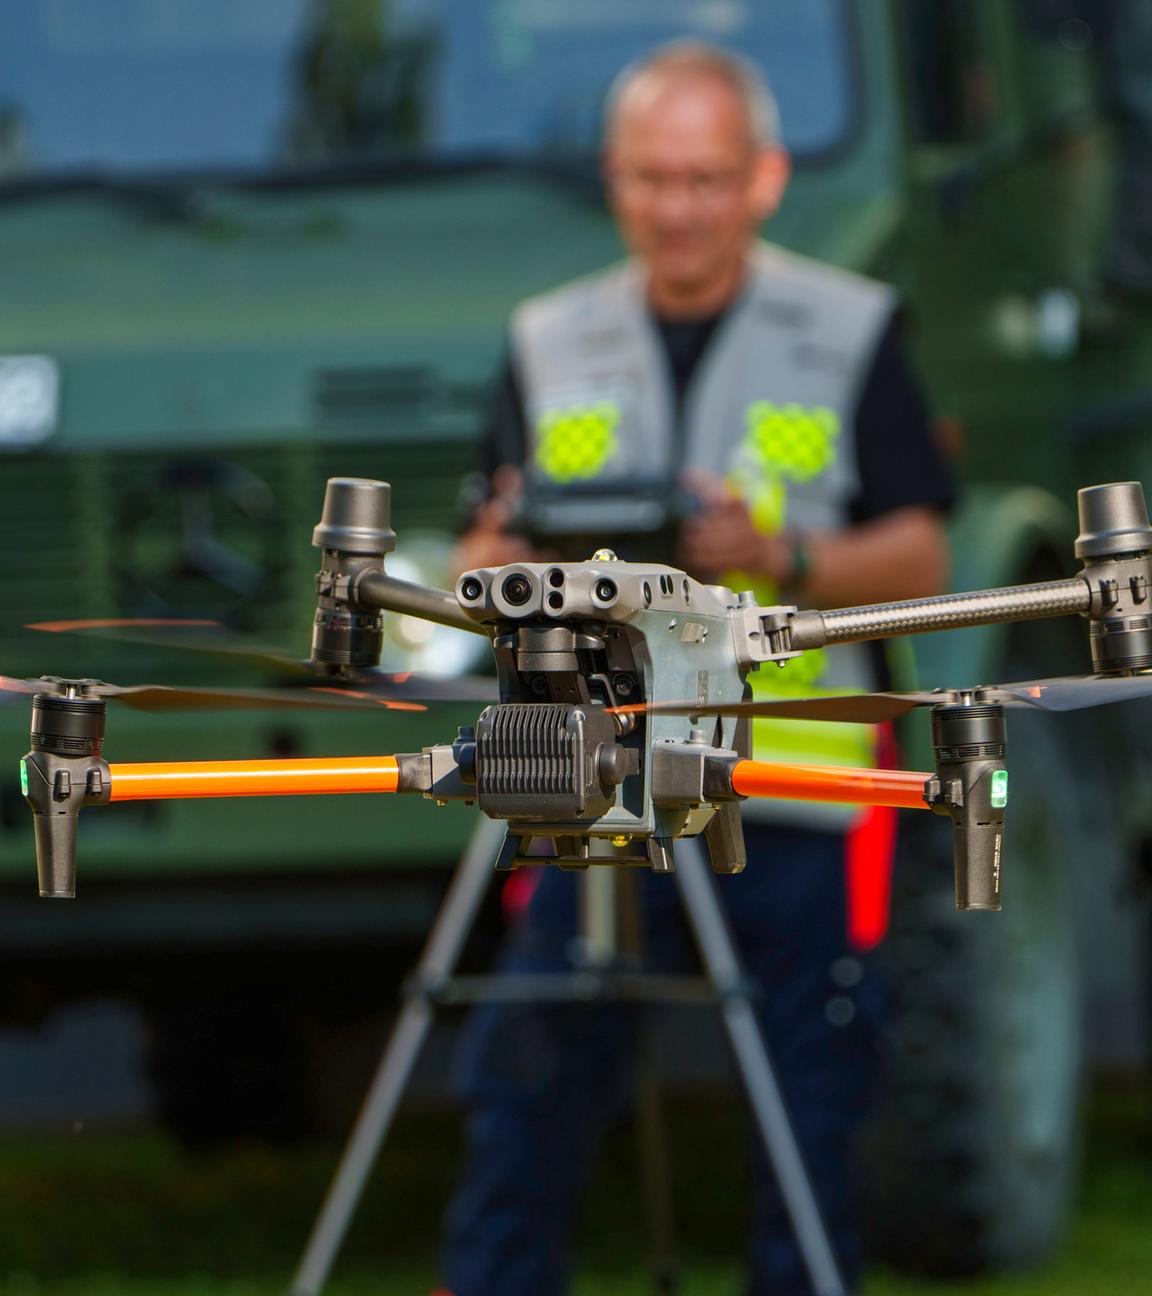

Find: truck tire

[863,708,1083,1274]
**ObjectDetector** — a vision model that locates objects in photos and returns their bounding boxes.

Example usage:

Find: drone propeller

[0,676,39,702]
[621,671,1152,724]
[25,619,223,634]
[25,617,315,676]
[21,619,499,704]
[986,674,1152,710]
[0,675,429,713]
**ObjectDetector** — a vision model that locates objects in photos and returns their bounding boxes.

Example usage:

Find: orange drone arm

[106,756,400,801]
[105,755,928,808]
[730,760,931,810]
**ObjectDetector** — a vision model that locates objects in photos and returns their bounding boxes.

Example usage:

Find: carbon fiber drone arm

[772,483,1152,674]
[784,579,1091,651]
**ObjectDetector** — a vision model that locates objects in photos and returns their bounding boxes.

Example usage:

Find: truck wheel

[863,709,1083,1274]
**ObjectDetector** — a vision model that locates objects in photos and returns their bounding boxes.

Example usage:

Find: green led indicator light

[19,758,28,798]
[990,769,1009,808]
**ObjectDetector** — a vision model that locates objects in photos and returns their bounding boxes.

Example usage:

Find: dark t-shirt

[475,308,955,524]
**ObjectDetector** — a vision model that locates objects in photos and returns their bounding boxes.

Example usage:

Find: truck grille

[0,438,476,676]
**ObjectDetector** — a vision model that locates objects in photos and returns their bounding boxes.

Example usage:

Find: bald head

[605,42,780,153]
[603,42,790,318]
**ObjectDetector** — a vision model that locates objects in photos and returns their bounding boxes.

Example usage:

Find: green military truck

[2,0,1150,1274]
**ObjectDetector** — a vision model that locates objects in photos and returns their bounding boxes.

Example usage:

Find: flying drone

[9,475,1152,915]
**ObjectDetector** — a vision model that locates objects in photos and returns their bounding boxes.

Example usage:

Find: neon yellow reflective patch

[718,402,842,596]
[534,402,621,483]
[743,401,840,482]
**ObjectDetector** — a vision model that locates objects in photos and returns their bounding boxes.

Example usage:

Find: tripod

[289,815,847,1296]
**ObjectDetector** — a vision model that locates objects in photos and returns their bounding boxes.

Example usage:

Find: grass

[0,1081,1148,1295]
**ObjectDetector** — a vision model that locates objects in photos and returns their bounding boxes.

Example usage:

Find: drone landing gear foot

[704,802,747,874]
[494,831,525,871]
[646,835,676,872]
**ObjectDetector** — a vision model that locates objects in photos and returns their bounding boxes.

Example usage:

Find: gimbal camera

[14,477,1152,916]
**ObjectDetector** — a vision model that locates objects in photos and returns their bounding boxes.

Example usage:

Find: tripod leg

[634,1017,679,1294]
[618,873,679,1295]
[289,814,507,1296]
[673,839,847,1296]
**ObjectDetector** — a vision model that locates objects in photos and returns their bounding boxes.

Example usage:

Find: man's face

[604,73,789,308]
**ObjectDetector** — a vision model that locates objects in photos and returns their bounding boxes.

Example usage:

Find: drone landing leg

[674,839,847,1296]
[288,814,506,1296]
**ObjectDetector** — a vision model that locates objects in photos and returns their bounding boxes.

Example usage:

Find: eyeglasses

[610,165,751,205]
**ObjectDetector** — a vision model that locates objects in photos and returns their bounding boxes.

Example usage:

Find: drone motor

[21,686,111,898]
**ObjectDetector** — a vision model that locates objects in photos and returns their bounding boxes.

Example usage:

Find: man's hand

[677,468,791,585]
[452,466,540,576]
[677,469,948,604]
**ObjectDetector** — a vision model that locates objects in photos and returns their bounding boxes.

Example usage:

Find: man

[441,41,954,1296]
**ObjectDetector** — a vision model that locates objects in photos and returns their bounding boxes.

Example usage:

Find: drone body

[444,554,749,869]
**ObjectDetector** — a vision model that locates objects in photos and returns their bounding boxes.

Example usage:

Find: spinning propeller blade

[0,676,39,706]
[25,618,319,678]
[0,676,428,713]
[983,673,1152,710]
[25,619,222,634]
[616,691,932,723]
[624,671,1152,723]
[21,619,499,704]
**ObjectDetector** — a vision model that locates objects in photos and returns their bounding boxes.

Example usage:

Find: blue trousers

[438,822,885,1296]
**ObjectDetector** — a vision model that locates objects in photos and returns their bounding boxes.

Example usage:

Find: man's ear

[751,145,791,222]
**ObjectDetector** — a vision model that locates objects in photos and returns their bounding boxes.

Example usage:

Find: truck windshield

[1,0,854,179]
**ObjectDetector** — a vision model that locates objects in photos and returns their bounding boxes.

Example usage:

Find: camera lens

[594,578,618,604]
[502,573,534,606]
[460,576,483,601]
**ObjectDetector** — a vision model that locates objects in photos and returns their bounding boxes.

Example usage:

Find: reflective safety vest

[512,244,895,828]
